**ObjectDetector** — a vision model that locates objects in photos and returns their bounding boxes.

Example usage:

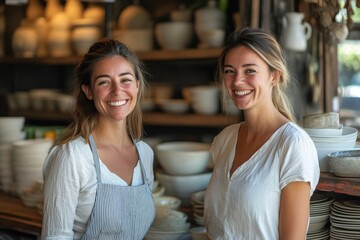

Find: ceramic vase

[282,12,312,52]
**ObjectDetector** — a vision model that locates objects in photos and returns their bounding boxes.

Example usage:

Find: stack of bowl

[194,0,226,48]
[113,4,153,52]
[155,141,212,206]
[190,190,206,226]
[145,208,190,240]
[304,125,359,172]
[183,85,219,115]
[0,117,26,193]
[12,138,54,195]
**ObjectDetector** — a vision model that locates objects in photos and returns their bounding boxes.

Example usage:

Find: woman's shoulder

[216,123,241,138]
[281,122,312,141]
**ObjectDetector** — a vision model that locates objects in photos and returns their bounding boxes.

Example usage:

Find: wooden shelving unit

[9,110,239,128]
[317,172,360,197]
[0,48,223,66]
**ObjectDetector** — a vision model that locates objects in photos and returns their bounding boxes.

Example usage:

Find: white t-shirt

[41,137,154,240]
[204,122,320,240]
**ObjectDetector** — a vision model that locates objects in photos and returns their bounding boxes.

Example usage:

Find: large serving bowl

[156,171,211,206]
[328,150,360,177]
[155,141,211,175]
[155,22,193,50]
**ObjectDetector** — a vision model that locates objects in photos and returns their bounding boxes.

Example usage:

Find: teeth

[235,90,252,96]
[109,100,127,106]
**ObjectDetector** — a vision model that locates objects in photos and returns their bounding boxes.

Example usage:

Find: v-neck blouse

[204,122,320,239]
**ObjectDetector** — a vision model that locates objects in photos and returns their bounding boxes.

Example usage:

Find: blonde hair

[56,39,148,145]
[216,27,296,122]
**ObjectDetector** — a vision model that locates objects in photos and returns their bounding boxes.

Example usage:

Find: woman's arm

[279,181,311,240]
[41,146,81,239]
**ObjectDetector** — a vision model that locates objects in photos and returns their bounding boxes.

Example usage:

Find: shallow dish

[328,150,360,177]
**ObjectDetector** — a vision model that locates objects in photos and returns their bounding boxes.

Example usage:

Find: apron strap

[133,140,151,187]
[89,134,102,184]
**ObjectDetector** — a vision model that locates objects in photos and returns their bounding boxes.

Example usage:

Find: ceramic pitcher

[282,12,312,52]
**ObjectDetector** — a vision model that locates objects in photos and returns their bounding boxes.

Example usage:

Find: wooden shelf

[316,172,360,197]
[143,112,239,127]
[9,110,239,128]
[0,48,222,66]
[0,193,42,237]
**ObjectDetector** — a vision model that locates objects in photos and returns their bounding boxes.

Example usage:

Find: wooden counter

[0,172,359,238]
[0,193,42,237]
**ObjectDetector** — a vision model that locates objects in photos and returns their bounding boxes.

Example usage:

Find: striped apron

[81,135,155,240]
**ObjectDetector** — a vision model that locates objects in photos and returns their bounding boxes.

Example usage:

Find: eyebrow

[224,63,259,68]
[94,72,134,81]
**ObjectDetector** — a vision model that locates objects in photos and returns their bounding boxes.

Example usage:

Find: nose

[233,73,246,85]
[111,82,123,94]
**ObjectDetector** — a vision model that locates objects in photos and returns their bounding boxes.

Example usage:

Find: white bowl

[304,125,343,137]
[155,141,211,175]
[156,171,211,206]
[197,29,225,48]
[157,99,189,114]
[316,145,359,172]
[0,117,25,131]
[155,196,182,210]
[155,22,193,50]
[55,93,74,113]
[112,28,153,52]
[311,126,358,142]
[190,190,205,205]
[328,150,360,177]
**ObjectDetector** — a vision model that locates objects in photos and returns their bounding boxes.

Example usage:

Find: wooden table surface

[0,193,42,236]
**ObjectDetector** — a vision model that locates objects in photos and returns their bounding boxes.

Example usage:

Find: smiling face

[223,46,276,112]
[81,55,139,123]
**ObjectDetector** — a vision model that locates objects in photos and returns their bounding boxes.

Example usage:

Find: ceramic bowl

[156,171,211,206]
[155,22,193,50]
[316,145,359,172]
[328,150,360,177]
[155,196,182,210]
[157,99,189,114]
[304,125,343,137]
[155,141,211,175]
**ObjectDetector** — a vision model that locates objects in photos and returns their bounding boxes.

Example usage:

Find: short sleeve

[279,126,320,195]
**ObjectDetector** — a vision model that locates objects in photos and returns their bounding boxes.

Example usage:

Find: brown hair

[56,39,148,145]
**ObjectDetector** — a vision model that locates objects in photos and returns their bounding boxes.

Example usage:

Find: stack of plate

[307,192,334,239]
[330,200,360,239]
[12,139,54,195]
[0,117,26,193]
[190,190,205,226]
[304,126,359,171]
[145,208,190,240]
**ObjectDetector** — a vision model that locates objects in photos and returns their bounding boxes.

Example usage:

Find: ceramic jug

[282,12,312,52]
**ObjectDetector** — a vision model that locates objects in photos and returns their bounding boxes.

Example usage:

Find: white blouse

[204,122,320,239]
[41,137,154,240]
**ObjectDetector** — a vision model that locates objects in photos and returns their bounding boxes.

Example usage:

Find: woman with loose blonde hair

[204,28,319,239]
